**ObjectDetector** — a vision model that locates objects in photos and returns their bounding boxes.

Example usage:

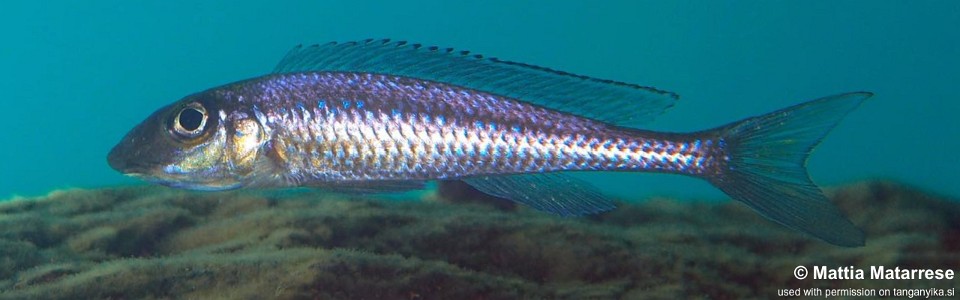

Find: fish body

[109,40,869,246]
[228,72,714,182]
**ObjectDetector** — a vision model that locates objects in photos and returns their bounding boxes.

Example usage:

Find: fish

[108,39,869,246]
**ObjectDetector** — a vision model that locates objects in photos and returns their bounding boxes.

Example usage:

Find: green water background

[1,1,957,201]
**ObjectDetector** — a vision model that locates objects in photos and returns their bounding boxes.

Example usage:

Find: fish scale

[228,72,714,184]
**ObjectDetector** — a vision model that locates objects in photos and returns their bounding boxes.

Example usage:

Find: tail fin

[708,92,871,247]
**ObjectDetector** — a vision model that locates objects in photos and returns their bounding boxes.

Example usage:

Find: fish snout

[107,133,153,174]
[107,143,131,173]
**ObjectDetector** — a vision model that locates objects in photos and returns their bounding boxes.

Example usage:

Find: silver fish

[108,39,869,246]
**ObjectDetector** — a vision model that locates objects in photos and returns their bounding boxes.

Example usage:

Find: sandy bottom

[0,181,957,299]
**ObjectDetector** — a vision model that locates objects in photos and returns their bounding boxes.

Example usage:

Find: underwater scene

[2,1,958,299]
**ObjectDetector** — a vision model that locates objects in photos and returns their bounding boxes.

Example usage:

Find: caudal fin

[709,92,871,247]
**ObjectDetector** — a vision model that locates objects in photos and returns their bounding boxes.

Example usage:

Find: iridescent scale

[218,72,721,185]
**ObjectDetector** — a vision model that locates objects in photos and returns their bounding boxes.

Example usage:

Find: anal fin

[463,173,615,216]
[311,180,427,194]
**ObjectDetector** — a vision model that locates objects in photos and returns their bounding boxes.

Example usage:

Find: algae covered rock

[0,181,957,299]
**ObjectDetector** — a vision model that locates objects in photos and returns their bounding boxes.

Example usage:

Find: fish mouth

[121,171,239,191]
[119,167,243,191]
[106,147,171,184]
[123,172,152,180]
[118,170,165,184]
[108,141,163,176]
[152,176,242,191]
[108,156,156,178]
[108,147,241,191]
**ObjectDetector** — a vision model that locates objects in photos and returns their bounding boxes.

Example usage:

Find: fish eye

[171,103,208,139]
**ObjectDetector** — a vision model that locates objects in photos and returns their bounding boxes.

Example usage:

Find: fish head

[108,92,268,190]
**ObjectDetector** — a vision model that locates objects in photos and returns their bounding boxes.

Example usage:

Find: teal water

[1,1,958,200]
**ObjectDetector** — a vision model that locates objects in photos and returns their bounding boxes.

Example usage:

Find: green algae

[0,181,957,299]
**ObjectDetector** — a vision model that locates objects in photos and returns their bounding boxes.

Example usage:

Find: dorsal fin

[273,39,679,127]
